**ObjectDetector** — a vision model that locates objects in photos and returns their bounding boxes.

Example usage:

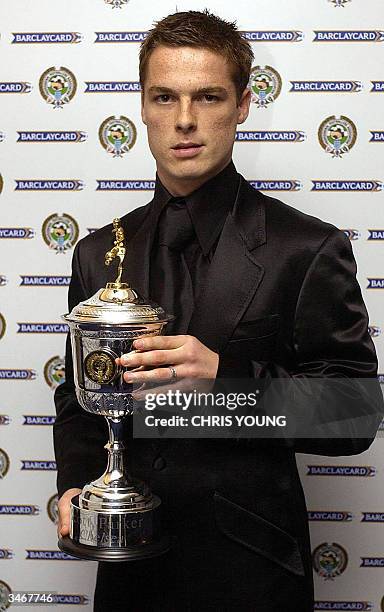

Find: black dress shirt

[149,161,240,335]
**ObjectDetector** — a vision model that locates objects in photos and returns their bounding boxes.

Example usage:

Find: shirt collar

[153,161,240,256]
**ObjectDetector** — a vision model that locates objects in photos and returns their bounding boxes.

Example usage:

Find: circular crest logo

[44,356,65,389]
[0,448,10,479]
[0,173,3,195]
[0,580,11,610]
[0,313,6,340]
[312,542,348,580]
[249,65,282,107]
[318,115,357,158]
[84,349,118,384]
[39,66,77,109]
[42,213,79,253]
[99,115,137,157]
[47,493,58,524]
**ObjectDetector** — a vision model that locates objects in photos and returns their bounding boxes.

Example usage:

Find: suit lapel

[188,179,266,352]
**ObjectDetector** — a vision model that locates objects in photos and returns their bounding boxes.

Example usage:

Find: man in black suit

[54,10,382,611]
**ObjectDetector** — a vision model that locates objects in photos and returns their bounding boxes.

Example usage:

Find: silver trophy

[58,219,173,561]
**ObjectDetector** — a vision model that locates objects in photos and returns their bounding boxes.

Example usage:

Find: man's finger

[57,488,81,537]
[124,364,186,384]
[132,335,187,351]
[58,506,70,537]
[120,348,183,369]
[59,520,69,537]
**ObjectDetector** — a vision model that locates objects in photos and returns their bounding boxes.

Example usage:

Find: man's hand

[57,488,81,537]
[119,335,219,384]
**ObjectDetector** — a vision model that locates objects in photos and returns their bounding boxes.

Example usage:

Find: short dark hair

[139,9,254,103]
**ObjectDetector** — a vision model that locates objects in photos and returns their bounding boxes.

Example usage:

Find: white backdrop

[0,0,384,609]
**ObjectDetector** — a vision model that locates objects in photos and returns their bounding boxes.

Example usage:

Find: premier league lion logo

[312,542,348,580]
[249,66,282,108]
[39,67,77,109]
[318,115,357,158]
[99,115,137,157]
[42,213,79,253]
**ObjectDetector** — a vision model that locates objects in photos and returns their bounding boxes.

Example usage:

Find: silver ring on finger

[169,365,177,381]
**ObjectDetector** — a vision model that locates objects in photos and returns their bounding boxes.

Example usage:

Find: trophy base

[57,493,172,562]
[58,533,172,562]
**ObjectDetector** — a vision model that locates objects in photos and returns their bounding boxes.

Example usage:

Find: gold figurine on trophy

[100,218,137,304]
[105,218,126,287]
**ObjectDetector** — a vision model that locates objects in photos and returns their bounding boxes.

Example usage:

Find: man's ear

[141,91,147,125]
[237,88,251,125]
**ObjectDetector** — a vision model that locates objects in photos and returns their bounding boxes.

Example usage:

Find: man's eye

[156,94,171,103]
[203,94,219,102]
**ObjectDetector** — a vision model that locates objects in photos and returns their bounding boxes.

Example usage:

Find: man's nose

[175,99,197,132]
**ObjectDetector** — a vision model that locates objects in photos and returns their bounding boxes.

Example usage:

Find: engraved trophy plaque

[58,219,173,561]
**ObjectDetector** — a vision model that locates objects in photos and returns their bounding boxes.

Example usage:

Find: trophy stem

[58,412,172,560]
[102,417,131,488]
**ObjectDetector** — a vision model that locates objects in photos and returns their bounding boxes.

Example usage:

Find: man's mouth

[171,143,204,158]
[172,142,203,149]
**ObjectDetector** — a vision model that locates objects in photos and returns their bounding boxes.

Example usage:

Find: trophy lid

[63,218,173,325]
[64,284,171,325]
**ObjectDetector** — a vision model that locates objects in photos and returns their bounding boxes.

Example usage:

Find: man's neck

[157,159,233,197]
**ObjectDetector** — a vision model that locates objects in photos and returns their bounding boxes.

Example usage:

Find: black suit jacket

[54,176,382,610]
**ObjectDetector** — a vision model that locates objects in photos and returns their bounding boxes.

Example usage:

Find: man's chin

[167,161,223,182]
[157,158,229,193]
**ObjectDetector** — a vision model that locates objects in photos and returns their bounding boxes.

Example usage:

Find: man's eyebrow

[147,86,228,95]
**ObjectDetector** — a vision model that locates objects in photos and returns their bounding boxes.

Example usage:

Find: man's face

[141,45,250,195]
